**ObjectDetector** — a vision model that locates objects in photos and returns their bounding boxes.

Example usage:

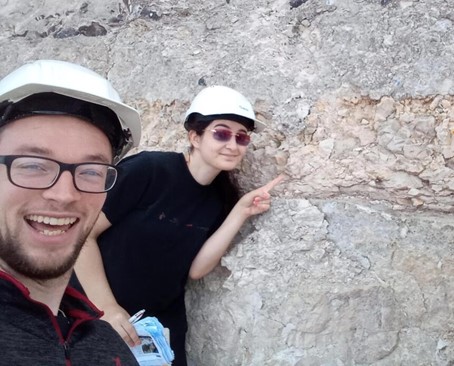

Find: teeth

[25,215,77,226]
[41,229,65,236]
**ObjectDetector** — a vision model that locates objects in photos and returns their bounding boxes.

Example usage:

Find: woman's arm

[74,212,141,347]
[189,174,285,280]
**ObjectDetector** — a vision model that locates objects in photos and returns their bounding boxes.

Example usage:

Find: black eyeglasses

[0,155,118,193]
[207,128,251,146]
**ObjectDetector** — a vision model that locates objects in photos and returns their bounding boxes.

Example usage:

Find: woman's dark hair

[186,113,242,214]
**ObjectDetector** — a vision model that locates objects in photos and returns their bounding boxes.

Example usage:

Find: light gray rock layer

[1,0,453,365]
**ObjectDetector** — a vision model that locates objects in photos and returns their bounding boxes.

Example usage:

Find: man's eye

[17,163,47,172]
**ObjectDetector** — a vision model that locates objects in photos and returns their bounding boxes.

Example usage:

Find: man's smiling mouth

[25,215,78,236]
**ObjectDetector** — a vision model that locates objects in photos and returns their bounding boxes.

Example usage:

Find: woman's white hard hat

[0,59,141,160]
[184,85,267,132]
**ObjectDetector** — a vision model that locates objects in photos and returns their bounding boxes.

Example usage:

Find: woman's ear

[188,130,201,148]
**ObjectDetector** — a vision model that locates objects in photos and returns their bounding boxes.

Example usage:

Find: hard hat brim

[1,83,141,150]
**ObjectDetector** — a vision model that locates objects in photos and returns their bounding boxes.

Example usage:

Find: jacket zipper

[64,341,71,365]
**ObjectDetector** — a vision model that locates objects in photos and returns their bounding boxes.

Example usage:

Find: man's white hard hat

[184,85,267,132]
[0,59,141,160]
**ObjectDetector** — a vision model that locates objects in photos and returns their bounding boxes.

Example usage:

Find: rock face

[1,1,453,365]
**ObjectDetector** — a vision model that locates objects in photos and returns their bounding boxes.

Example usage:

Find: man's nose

[41,170,81,203]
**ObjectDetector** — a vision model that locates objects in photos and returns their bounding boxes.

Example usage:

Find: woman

[74,85,283,366]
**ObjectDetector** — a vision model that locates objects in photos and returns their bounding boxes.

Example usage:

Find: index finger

[263,174,286,193]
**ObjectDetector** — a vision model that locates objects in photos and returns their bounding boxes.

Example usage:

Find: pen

[128,309,145,324]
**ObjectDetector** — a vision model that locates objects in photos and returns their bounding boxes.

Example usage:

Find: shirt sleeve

[102,151,157,224]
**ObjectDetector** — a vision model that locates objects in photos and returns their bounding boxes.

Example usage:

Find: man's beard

[0,231,85,281]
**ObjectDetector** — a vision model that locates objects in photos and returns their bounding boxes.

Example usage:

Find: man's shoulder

[72,319,140,365]
[124,150,181,162]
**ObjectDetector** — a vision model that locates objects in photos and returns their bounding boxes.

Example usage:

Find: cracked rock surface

[1,0,453,365]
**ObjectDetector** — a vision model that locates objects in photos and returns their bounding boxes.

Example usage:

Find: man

[0,59,141,365]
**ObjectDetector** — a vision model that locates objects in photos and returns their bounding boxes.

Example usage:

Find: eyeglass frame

[206,128,251,146]
[0,154,118,193]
